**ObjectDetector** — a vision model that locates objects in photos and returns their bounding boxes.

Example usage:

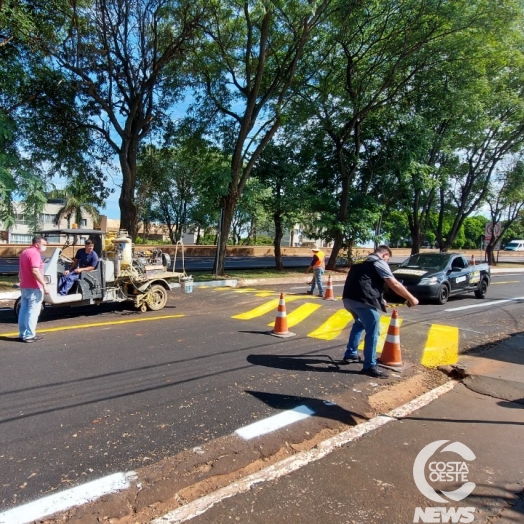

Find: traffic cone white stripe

[276,311,286,318]
[385,334,400,344]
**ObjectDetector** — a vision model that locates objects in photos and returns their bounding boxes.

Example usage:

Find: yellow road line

[421,324,459,367]
[212,287,235,291]
[268,303,322,328]
[307,310,353,340]
[1,315,185,337]
[491,281,520,284]
[256,292,278,297]
[232,296,301,320]
[233,288,260,293]
[359,315,403,355]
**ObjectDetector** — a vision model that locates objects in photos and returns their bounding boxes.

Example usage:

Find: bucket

[180,276,194,294]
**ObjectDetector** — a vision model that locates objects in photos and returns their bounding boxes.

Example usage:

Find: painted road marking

[256,292,278,297]
[1,315,185,337]
[235,405,315,440]
[359,315,403,355]
[307,309,353,340]
[491,281,520,284]
[268,302,322,328]
[445,297,524,312]
[152,382,456,524]
[0,471,136,524]
[421,324,459,367]
[232,288,260,293]
[232,297,301,320]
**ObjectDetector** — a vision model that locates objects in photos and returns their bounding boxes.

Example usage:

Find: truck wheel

[14,297,21,319]
[475,279,488,299]
[147,284,168,311]
[436,284,449,305]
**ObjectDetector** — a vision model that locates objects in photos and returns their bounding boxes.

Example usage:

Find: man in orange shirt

[305,248,325,297]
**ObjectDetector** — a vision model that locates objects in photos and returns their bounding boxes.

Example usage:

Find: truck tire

[436,283,450,305]
[147,284,168,311]
[14,297,21,319]
[475,278,488,299]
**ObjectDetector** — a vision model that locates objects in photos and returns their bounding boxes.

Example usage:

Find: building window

[11,234,33,244]
[14,214,26,225]
[81,219,88,227]
[39,213,56,224]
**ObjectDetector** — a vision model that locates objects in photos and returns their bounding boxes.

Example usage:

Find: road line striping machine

[14,228,189,317]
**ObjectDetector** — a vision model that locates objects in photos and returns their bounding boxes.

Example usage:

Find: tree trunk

[213,193,238,275]
[273,212,284,271]
[326,230,343,270]
[118,140,139,239]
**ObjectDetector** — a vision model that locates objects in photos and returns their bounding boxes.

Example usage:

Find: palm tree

[49,179,100,228]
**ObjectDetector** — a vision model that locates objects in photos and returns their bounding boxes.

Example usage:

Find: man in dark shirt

[341,245,418,378]
[58,239,99,295]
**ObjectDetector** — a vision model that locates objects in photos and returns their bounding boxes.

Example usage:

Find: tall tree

[190,0,334,274]
[43,0,208,238]
[295,0,519,265]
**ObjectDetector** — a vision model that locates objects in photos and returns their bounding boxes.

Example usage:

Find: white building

[2,200,96,244]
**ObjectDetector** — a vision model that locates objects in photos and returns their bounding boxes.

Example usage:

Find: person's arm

[306,255,318,273]
[384,277,419,307]
[31,267,48,292]
[63,258,79,275]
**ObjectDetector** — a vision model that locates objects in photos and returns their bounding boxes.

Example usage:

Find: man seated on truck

[58,239,99,295]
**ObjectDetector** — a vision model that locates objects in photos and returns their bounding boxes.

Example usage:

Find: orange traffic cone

[323,274,335,300]
[378,310,403,368]
[270,293,296,338]
[471,255,476,265]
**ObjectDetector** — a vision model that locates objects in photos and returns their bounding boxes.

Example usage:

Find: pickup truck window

[399,254,448,271]
[451,257,466,270]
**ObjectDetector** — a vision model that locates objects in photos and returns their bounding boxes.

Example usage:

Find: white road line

[151,381,457,524]
[235,405,315,440]
[0,471,136,524]
[445,297,524,312]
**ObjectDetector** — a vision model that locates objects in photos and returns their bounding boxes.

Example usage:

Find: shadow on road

[245,390,365,424]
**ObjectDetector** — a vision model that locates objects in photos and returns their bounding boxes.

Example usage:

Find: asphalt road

[1,273,524,515]
[1,253,524,274]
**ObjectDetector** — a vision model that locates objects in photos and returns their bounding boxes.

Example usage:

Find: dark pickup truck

[385,252,491,304]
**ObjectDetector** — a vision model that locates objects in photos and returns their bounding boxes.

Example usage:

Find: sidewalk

[152,335,524,524]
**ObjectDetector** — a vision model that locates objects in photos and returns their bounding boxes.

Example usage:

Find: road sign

[485,222,501,241]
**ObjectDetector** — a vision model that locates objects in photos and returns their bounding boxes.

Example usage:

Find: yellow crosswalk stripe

[232,296,301,320]
[421,324,459,367]
[359,315,403,355]
[256,292,278,297]
[268,303,322,328]
[307,310,353,340]
[232,288,260,293]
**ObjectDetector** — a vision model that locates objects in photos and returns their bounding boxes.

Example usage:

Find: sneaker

[306,290,313,295]
[317,294,323,297]
[360,366,389,379]
[23,335,44,343]
[339,355,362,365]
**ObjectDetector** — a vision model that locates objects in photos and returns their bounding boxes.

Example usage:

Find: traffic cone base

[378,309,406,370]
[270,293,296,338]
[323,274,335,301]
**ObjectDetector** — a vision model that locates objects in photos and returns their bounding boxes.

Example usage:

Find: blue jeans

[58,272,80,295]
[343,299,380,369]
[18,288,44,340]
[310,268,324,296]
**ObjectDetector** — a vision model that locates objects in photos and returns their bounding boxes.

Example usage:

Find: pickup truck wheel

[475,279,488,299]
[436,284,450,305]
[147,284,168,311]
